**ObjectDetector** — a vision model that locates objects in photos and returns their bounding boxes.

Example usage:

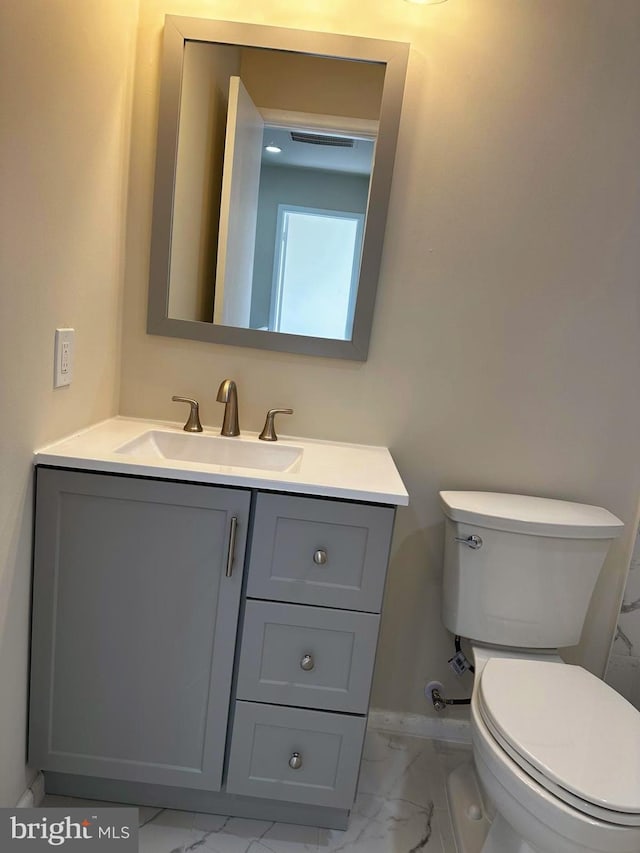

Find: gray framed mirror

[147,16,409,360]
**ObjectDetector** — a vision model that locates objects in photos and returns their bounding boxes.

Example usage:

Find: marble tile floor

[42,730,471,853]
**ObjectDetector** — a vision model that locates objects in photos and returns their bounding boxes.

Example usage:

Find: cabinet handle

[313,549,327,565]
[225,516,238,577]
[288,752,302,770]
[300,654,314,671]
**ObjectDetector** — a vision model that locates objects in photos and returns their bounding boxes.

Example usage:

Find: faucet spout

[216,379,240,436]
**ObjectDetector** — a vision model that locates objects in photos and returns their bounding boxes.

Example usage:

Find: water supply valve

[425,680,447,712]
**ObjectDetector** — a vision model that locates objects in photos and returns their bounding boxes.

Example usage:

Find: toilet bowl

[467,647,640,853]
[439,490,640,853]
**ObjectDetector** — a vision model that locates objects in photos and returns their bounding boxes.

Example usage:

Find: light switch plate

[54,328,74,387]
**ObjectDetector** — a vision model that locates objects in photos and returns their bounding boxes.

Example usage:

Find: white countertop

[34,417,409,506]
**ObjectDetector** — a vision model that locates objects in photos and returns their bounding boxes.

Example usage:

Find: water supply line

[433,688,471,708]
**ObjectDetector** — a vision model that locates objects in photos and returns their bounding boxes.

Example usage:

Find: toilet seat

[477,658,640,827]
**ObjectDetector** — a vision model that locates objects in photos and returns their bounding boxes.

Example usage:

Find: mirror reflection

[167,42,384,341]
[148,18,409,359]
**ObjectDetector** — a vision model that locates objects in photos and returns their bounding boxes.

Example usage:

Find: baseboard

[368,708,472,744]
[15,772,45,808]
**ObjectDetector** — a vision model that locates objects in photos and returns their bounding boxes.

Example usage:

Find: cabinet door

[29,468,250,791]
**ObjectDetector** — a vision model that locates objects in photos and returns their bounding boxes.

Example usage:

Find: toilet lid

[478,659,640,821]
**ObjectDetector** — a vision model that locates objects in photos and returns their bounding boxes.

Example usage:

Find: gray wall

[0,0,137,805]
[250,165,370,329]
[120,0,640,719]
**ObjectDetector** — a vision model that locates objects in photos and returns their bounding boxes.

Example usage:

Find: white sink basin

[115,430,303,473]
[34,417,409,505]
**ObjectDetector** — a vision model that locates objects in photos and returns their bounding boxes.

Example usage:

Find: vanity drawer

[247,493,395,612]
[236,600,379,713]
[226,701,366,808]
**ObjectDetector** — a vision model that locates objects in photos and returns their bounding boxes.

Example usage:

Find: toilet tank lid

[439,491,624,538]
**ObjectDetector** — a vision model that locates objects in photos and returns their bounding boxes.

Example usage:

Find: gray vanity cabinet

[29,468,250,791]
[29,467,397,828]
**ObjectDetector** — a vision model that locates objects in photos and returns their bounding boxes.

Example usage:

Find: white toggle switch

[54,328,74,387]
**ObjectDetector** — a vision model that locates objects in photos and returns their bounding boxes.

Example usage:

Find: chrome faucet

[216,379,240,436]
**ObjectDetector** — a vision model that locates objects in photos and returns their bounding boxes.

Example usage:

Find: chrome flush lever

[455,534,483,550]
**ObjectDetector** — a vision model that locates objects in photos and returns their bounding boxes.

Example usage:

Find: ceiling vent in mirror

[290,131,355,148]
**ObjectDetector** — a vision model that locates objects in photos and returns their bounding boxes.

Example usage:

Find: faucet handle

[171,396,203,433]
[259,408,293,442]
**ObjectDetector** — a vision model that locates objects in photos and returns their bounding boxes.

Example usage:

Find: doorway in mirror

[267,205,364,339]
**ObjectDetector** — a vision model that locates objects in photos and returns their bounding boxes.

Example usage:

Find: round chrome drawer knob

[300,654,314,671]
[313,549,327,565]
[289,752,302,770]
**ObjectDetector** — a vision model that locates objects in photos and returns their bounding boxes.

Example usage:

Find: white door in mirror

[214,77,264,328]
[54,328,74,388]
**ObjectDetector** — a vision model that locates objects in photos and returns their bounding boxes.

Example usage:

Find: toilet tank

[440,491,623,649]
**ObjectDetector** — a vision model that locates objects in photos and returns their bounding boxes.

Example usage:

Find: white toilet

[440,490,640,853]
